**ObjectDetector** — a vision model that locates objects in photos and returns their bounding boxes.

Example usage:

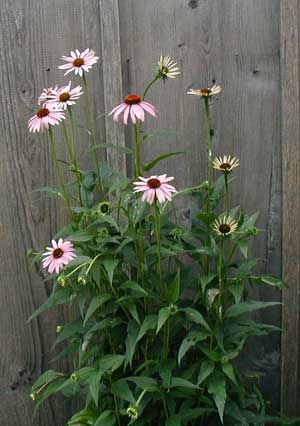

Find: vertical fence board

[99,0,126,176]
[280,0,300,417]
[119,0,281,408]
[0,1,104,425]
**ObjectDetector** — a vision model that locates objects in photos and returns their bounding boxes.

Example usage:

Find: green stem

[224,173,230,216]
[154,202,164,297]
[143,76,160,100]
[204,97,213,211]
[159,389,169,419]
[82,74,103,194]
[134,123,141,177]
[66,109,83,206]
[163,319,170,359]
[218,239,224,319]
[48,127,72,216]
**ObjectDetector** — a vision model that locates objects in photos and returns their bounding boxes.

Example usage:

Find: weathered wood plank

[99,0,126,176]
[280,0,300,417]
[0,1,104,425]
[119,0,281,408]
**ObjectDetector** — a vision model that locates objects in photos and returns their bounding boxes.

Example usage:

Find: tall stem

[82,74,103,194]
[204,97,213,211]
[143,76,159,100]
[68,107,83,206]
[218,239,224,319]
[224,173,230,216]
[48,127,72,216]
[154,202,164,297]
[134,123,141,177]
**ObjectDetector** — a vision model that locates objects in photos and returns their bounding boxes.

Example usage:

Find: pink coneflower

[28,106,65,133]
[47,81,83,110]
[133,174,177,204]
[109,94,157,125]
[42,239,76,274]
[38,86,59,105]
[58,49,99,77]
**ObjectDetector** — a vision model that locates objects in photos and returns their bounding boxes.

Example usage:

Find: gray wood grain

[280,0,300,417]
[119,0,281,410]
[0,1,104,425]
[99,0,126,178]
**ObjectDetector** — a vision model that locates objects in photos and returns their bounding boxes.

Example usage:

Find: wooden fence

[0,0,298,424]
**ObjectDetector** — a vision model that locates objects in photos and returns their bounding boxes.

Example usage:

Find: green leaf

[197,360,215,385]
[178,330,208,365]
[95,411,116,426]
[125,320,140,367]
[142,129,177,143]
[166,415,181,426]
[237,239,249,258]
[156,307,171,334]
[137,315,157,342]
[225,301,281,319]
[207,373,226,423]
[259,275,285,288]
[98,354,125,372]
[169,377,199,389]
[111,379,136,403]
[88,371,103,407]
[65,230,93,242]
[126,376,157,390]
[120,281,149,297]
[34,186,64,200]
[28,287,72,321]
[221,362,236,384]
[200,273,218,292]
[52,320,83,348]
[130,199,147,225]
[228,283,244,304]
[103,259,119,285]
[182,307,211,332]
[32,370,64,392]
[167,270,180,304]
[143,151,185,172]
[86,143,133,154]
[83,294,112,327]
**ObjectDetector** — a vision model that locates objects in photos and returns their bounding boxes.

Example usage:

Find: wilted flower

[42,239,76,274]
[212,155,239,173]
[28,105,65,133]
[126,406,139,420]
[47,81,83,109]
[207,288,219,304]
[157,55,180,80]
[187,84,222,98]
[133,174,177,205]
[109,94,156,124]
[56,325,63,334]
[213,216,238,237]
[59,49,99,77]
[38,86,59,105]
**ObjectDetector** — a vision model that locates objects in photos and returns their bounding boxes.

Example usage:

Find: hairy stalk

[154,202,164,297]
[48,127,72,216]
[134,123,141,178]
[82,74,103,194]
[68,107,83,206]
[224,173,230,216]
[143,76,160,100]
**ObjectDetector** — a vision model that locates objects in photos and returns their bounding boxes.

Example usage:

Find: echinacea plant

[28,51,297,426]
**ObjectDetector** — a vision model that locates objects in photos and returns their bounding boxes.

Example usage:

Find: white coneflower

[213,216,238,237]
[47,81,83,110]
[187,84,222,97]
[157,55,180,80]
[212,155,239,173]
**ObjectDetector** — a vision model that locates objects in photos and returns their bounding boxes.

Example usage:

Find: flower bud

[57,274,67,287]
[71,372,79,382]
[30,392,36,401]
[78,274,88,286]
[56,325,63,334]
[126,406,138,420]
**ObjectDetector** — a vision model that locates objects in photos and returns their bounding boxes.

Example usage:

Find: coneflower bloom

[157,55,180,80]
[47,81,83,110]
[133,174,177,205]
[109,94,157,124]
[28,106,65,133]
[38,86,59,105]
[213,216,238,237]
[212,155,240,173]
[42,239,76,274]
[58,49,99,77]
[187,84,222,98]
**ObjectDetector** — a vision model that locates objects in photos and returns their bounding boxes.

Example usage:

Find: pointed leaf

[182,307,211,332]
[143,151,185,172]
[207,373,226,423]
[167,270,181,304]
[225,301,281,319]
[156,307,171,334]
[137,315,157,342]
[83,294,112,327]
[178,330,208,365]
[197,360,215,385]
[221,362,236,384]
[103,259,119,284]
